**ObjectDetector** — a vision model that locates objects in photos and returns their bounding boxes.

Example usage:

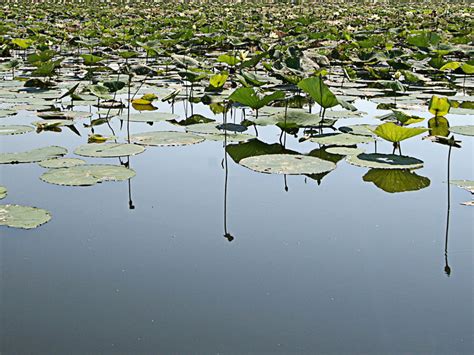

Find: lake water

[1,96,473,354]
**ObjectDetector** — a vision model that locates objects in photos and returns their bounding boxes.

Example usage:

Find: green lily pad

[326,147,364,155]
[449,126,474,137]
[40,164,136,186]
[0,125,34,135]
[0,204,51,229]
[185,123,255,142]
[307,133,374,146]
[38,158,86,169]
[74,143,145,158]
[347,153,424,170]
[239,154,336,175]
[339,124,378,136]
[247,108,322,127]
[0,146,67,164]
[0,109,16,118]
[118,112,179,123]
[363,169,430,193]
[0,186,6,199]
[130,131,205,146]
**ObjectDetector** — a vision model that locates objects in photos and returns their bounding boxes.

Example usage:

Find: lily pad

[449,126,474,137]
[0,204,51,229]
[130,131,205,146]
[74,143,145,158]
[0,186,6,199]
[307,133,374,146]
[0,125,34,135]
[119,112,179,123]
[40,164,136,186]
[363,169,430,193]
[39,158,86,169]
[339,124,378,136]
[239,154,336,175]
[347,153,424,170]
[0,146,67,164]
[326,147,364,155]
[450,180,474,193]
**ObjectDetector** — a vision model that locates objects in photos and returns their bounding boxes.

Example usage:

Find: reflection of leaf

[297,76,339,109]
[428,117,449,137]
[371,123,427,143]
[363,169,430,193]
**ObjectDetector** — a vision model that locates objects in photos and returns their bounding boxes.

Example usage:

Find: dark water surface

[1,99,473,354]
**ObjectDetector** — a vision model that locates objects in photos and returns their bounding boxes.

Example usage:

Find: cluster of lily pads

[0,0,473,229]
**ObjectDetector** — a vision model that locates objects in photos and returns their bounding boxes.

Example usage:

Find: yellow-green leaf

[371,122,427,143]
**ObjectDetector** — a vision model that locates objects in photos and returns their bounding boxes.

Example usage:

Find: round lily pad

[119,112,179,122]
[339,124,378,136]
[239,154,336,175]
[74,143,145,157]
[449,125,474,137]
[346,153,424,170]
[0,186,6,199]
[0,125,34,135]
[130,131,205,146]
[0,146,67,164]
[40,164,136,186]
[39,158,86,169]
[326,147,364,155]
[0,204,51,229]
[308,133,374,146]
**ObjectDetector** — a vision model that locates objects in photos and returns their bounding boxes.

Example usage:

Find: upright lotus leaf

[297,76,339,109]
[0,205,51,229]
[208,71,228,90]
[363,169,430,193]
[58,83,80,100]
[0,186,6,199]
[407,32,441,48]
[11,38,34,49]
[103,81,125,93]
[228,87,284,110]
[0,146,67,164]
[217,54,240,66]
[440,62,474,74]
[347,153,424,170]
[40,165,136,186]
[370,123,427,143]
[239,154,336,175]
[74,143,145,158]
[80,54,104,66]
[429,95,450,117]
[0,125,34,135]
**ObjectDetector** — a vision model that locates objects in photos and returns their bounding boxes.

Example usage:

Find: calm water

[1,97,473,354]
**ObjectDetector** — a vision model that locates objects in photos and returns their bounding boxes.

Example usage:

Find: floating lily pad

[449,125,474,137]
[0,204,51,229]
[240,154,336,175]
[339,124,378,136]
[74,143,145,157]
[461,201,474,206]
[226,139,296,163]
[0,146,67,164]
[326,147,364,155]
[40,164,136,186]
[0,186,6,199]
[324,110,366,119]
[39,158,86,169]
[307,133,374,146]
[449,180,474,193]
[247,108,322,127]
[363,169,430,193]
[130,131,205,146]
[0,125,34,135]
[0,109,16,118]
[347,153,424,170]
[119,112,179,122]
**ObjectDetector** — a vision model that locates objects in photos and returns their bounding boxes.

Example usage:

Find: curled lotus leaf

[0,204,51,229]
[307,133,374,146]
[239,154,336,175]
[130,131,205,146]
[39,158,86,169]
[0,146,67,164]
[40,164,136,186]
[74,143,145,158]
[347,153,424,170]
[0,125,34,135]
